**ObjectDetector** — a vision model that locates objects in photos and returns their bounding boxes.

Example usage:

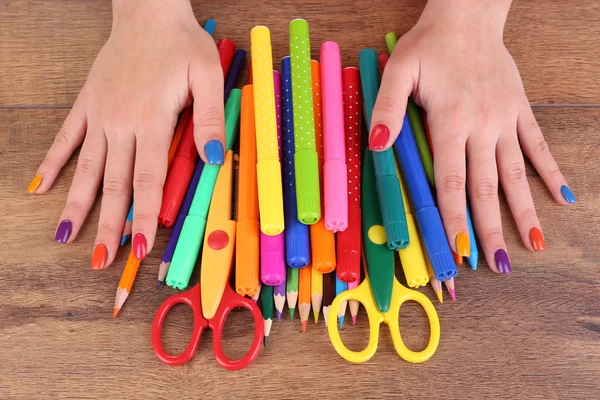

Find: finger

[131,116,175,260]
[467,138,511,274]
[190,57,226,165]
[30,94,87,194]
[430,116,470,257]
[55,124,107,244]
[497,131,545,252]
[91,133,136,270]
[369,52,416,151]
[517,103,575,204]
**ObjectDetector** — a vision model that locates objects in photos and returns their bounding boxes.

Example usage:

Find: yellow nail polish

[456,232,470,257]
[27,175,42,193]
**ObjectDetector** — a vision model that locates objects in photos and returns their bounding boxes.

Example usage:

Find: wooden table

[1,1,599,398]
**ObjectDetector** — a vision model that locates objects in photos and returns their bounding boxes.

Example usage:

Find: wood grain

[1,0,600,106]
[1,106,599,399]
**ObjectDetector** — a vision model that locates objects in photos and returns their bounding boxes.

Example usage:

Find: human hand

[28,0,225,269]
[369,0,575,273]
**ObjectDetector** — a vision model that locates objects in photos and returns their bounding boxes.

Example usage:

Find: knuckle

[474,178,498,202]
[444,213,467,228]
[519,208,537,224]
[532,136,550,156]
[374,95,402,117]
[54,129,71,147]
[441,174,466,193]
[194,106,224,133]
[76,157,99,179]
[484,228,504,244]
[504,162,527,184]
[103,174,128,198]
[65,200,85,213]
[97,222,115,236]
[134,211,158,225]
[133,172,161,192]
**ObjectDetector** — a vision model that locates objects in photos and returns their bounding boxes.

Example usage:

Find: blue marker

[203,19,216,36]
[335,275,348,328]
[393,114,457,281]
[282,56,310,268]
[224,49,246,102]
[466,206,479,270]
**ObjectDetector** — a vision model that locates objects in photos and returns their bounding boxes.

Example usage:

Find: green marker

[165,89,242,290]
[361,149,394,313]
[286,266,298,320]
[289,19,321,225]
[359,48,409,250]
[406,99,435,188]
[384,32,398,55]
[259,284,274,346]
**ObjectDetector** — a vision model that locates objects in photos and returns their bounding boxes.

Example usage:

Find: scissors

[327,149,440,364]
[151,150,264,370]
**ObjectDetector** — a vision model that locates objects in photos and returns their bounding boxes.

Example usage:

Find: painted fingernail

[55,219,72,243]
[494,249,512,274]
[560,185,576,204]
[27,174,42,193]
[455,232,470,257]
[133,233,147,259]
[205,140,224,165]
[91,244,108,270]
[452,252,463,266]
[368,124,389,151]
[529,227,546,251]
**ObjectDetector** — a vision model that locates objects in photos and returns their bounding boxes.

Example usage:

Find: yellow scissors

[327,149,440,364]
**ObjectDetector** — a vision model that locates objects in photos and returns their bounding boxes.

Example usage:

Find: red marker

[159,119,197,227]
[378,53,389,73]
[217,39,236,78]
[336,67,362,283]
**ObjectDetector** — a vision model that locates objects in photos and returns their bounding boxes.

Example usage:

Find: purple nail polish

[55,219,72,243]
[494,249,512,274]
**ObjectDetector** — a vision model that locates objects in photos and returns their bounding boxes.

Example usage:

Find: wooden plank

[1,0,599,106]
[1,107,599,398]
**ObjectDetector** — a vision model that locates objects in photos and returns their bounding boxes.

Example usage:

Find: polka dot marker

[251,26,285,236]
[289,19,321,225]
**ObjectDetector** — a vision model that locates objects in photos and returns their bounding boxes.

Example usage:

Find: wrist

[420,0,512,39]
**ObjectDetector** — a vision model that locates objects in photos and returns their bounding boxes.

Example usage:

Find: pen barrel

[335,203,361,282]
[260,232,286,286]
[406,100,435,188]
[321,41,346,163]
[224,49,247,102]
[310,220,336,273]
[166,214,207,290]
[374,171,409,250]
[398,213,430,288]
[323,159,348,232]
[256,159,285,235]
[385,32,398,55]
[217,38,237,78]
[238,85,259,222]
[235,219,260,296]
[284,191,311,268]
[415,206,457,281]
[159,155,197,228]
[294,150,321,224]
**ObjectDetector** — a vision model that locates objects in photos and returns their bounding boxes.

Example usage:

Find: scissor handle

[327,280,384,363]
[387,278,440,363]
[209,285,264,371]
[151,284,206,366]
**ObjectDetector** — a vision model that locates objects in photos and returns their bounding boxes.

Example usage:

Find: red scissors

[151,151,264,370]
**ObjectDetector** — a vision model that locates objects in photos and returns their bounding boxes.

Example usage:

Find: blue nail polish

[205,140,224,165]
[560,185,576,204]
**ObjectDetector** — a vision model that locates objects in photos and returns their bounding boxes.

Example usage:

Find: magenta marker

[321,41,348,232]
[260,70,286,286]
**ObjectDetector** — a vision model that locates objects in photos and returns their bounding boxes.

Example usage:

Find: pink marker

[320,41,348,232]
[260,70,286,286]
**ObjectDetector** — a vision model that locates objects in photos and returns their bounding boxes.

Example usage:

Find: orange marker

[235,85,261,297]
[168,108,192,166]
[113,250,141,317]
[298,264,312,333]
[309,60,336,274]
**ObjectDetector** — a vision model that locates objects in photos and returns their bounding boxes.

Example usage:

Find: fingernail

[55,220,72,243]
[452,252,463,266]
[133,233,147,260]
[27,174,42,193]
[529,227,546,251]
[368,124,389,151]
[455,232,470,257]
[205,140,224,165]
[560,185,576,204]
[494,249,512,274]
[91,244,108,270]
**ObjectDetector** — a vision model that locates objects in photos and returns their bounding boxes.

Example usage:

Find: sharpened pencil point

[352,316,357,325]
[314,311,319,324]
[435,290,443,303]
[120,235,128,246]
[339,316,344,329]
[263,336,268,347]
[276,310,281,322]
[112,308,119,318]
[301,321,307,333]
[156,280,162,290]
[449,288,456,301]
[289,308,295,320]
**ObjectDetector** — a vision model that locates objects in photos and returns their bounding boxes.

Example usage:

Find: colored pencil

[322,271,336,328]
[298,264,312,332]
[274,274,286,322]
[259,284,274,346]
[286,266,299,320]
[311,266,323,323]
[112,250,141,317]
[335,275,348,328]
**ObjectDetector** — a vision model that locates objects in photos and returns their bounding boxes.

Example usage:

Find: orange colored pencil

[309,60,336,274]
[298,264,312,333]
[113,250,141,317]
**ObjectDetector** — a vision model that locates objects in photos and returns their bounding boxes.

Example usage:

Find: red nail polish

[133,233,147,260]
[369,124,390,150]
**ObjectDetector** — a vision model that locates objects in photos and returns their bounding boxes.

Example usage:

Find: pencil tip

[276,311,281,322]
[314,312,319,324]
[289,309,295,320]
[263,336,268,347]
[301,321,307,333]
[449,288,456,301]
[112,308,119,318]
[339,316,345,329]
[436,290,444,304]
[120,235,128,246]
[352,316,357,325]
[156,280,162,290]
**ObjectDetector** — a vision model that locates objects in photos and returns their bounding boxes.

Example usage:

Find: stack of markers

[112,19,481,348]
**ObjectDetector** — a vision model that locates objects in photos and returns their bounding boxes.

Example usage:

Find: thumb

[190,58,226,165]
[369,54,416,151]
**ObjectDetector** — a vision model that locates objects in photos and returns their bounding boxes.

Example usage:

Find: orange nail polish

[455,232,470,257]
[27,174,42,193]
[529,227,546,251]
[452,251,463,266]
[91,244,108,270]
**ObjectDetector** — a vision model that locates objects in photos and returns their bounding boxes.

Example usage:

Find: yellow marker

[200,151,236,319]
[395,159,429,288]
[250,26,284,236]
